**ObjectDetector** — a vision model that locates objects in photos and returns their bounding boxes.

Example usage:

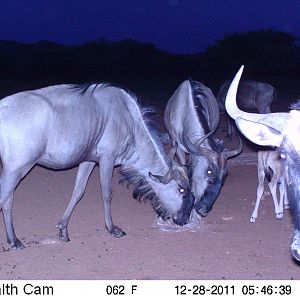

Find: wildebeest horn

[167,142,178,161]
[195,131,214,148]
[225,135,243,159]
[183,135,200,155]
[183,131,214,155]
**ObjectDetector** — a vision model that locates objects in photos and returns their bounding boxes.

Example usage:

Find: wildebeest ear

[149,172,169,184]
[235,117,283,147]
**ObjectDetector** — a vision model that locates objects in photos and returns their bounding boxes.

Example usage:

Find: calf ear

[235,117,283,147]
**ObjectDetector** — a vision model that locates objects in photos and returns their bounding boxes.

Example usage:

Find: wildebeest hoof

[58,232,70,242]
[56,223,70,242]
[11,238,25,250]
[107,226,126,238]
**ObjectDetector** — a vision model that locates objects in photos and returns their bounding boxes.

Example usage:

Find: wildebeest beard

[119,167,170,219]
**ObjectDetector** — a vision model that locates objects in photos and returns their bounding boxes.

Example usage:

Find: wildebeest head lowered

[0,83,194,249]
[226,65,300,262]
[164,80,242,217]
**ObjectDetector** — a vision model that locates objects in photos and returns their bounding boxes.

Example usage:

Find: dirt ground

[0,80,300,280]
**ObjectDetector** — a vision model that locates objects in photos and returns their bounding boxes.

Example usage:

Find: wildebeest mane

[119,167,169,219]
[70,82,137,100]
[189,79,223,153]
[72,82,169,162]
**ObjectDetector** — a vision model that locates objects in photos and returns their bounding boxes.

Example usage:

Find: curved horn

[183,135,200,155]
[194,130,215,148]
[225,135,243,159]
[225,65,290,132]
[225,65,263,121]
[167,142,178,161]
[225,65,244,120]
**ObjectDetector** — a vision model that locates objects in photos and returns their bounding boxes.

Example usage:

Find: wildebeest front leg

[2,196,25,249]
[0,169,30,249]
[99,158,126,238]
[57,161,96,241]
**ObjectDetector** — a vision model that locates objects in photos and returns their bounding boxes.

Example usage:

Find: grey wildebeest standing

[218,79,276,140]
[0,83,194,249]
[226,65,300,261]
[250,150,289,223]
[164,80,242,217]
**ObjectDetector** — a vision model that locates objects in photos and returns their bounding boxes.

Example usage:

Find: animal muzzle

[172,192,195,226]
[291,230,300,262]
[194,202,210,217]
[194,186,221,217]
[194,175,224,217]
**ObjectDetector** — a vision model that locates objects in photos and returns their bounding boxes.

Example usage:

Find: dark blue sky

[0,0,299,54]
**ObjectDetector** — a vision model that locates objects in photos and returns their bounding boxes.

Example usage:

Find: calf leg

[281,177,289,210]
[268,176,282,219]
[57,161,96,241]
[278,176,289,218]
[250,161,265,222]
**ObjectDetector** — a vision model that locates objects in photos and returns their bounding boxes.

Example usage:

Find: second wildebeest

[218,79,276,140]
[0,83,194,249]
[164,79,242,217]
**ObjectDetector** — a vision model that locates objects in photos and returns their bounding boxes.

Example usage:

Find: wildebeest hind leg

[57,161,96,242]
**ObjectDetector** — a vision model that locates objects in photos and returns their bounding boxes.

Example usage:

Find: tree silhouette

[202,29,300,77]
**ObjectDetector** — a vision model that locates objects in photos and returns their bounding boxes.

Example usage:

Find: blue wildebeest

[218,79,276,140]
[226,65,300,261]
[164,80,242,217]
[0,83,194,249]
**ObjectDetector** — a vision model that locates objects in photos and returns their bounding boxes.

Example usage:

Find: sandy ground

[0,80,299,280]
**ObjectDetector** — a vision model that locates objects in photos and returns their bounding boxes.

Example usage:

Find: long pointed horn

[225,65,260,120]
[225,135,243,159]
[225,65,290,132]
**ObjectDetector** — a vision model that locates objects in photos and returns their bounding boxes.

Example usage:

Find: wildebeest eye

[280,152,286,160]
[207,170,212,175]
[178,186,185,193]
